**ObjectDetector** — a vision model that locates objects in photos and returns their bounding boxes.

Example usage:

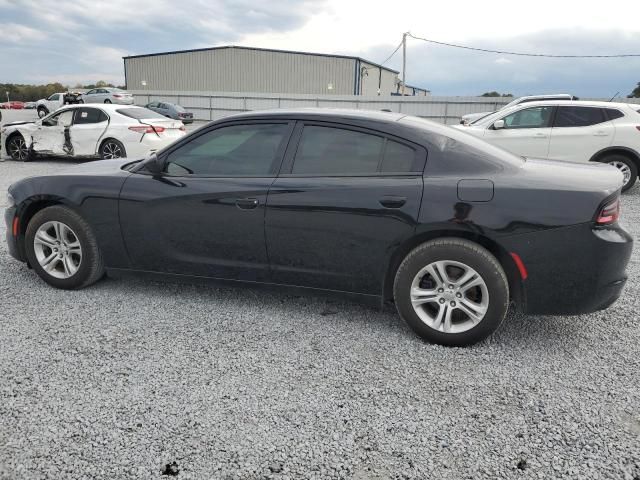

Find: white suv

[453,100,640,192]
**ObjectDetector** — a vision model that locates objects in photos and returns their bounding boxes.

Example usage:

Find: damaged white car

[1,105,186,161]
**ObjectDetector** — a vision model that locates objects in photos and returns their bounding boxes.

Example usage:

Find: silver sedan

[82,88,134,105]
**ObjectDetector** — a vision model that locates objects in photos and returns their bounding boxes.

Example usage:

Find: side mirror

[493,120,505,130]
[144,152,164,175]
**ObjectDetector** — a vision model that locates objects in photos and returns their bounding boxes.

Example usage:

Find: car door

[548,106,614,162]
[265,122,426,295]
[45,93,61,112]
[83,89,97,104]
[31,109,74,155]
[69,107,109,156]
[482,105,554,158]
[118,120,294,281]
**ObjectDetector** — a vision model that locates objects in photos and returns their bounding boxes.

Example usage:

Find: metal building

[123,45,419,96]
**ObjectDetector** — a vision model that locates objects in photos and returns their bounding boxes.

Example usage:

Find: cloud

[0,0,326,85]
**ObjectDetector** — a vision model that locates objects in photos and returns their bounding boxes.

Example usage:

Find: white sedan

[453,100,640,191]
[1,105,186,161]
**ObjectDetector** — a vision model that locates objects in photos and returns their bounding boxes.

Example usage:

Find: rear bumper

[501,223,633,315]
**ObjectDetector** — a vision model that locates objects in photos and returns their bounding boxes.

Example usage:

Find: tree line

[0,81,126,102]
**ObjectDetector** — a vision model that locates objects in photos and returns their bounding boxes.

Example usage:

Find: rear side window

[291,126,419,175]
[553,106,607,127]
[116,108,165,120]
[604,108,624,120]
[74,107,108,124]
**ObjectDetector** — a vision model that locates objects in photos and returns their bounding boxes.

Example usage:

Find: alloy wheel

[410,260,489,334]
[8,137,28,160]
[102,142,122,159]
[608,160,632,186]
[33,221,82,279]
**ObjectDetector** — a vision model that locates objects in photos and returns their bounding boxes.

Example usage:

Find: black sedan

[4,109,633,346]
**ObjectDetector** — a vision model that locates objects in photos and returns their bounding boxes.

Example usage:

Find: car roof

[56,104,145,112]
[505,99,635,109]
[221,108,407,123]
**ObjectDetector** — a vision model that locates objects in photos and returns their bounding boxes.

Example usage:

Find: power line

[378,40,403,65]
[406,32,640,58]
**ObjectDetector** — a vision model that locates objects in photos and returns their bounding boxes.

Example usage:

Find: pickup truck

[36,92,84,118]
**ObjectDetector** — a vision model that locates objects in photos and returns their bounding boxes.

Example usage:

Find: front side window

[501,106,553,129]
[86,90,96,95]
[165,123,288,176]
[47,94,60,101]
[44,110,74,127]
[73,107,108,125]
[553,106,606,127]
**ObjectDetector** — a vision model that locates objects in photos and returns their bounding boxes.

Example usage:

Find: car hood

[53,158,139,176]
[3,121,36,128]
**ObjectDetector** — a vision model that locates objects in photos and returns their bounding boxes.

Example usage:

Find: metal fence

[129,90,640,125]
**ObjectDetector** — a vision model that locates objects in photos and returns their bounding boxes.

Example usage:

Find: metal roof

[123,45,400,74]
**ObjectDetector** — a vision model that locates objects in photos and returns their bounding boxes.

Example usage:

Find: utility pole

[401,32,407,96]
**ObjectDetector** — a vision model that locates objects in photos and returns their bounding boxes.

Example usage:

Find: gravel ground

[0,158,639,480]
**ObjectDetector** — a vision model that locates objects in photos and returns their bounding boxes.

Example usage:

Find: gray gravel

[1,159,639,480]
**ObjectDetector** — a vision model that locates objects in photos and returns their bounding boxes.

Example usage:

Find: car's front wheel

[37,107,48,118]
[6,133,28,161]
[25,206,105,289]
[104,99,112,104]
[99,139,126,159]
[393,238,509,347]
[602,154,638,192]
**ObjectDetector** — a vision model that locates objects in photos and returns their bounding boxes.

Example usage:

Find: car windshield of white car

[116,108,166,120]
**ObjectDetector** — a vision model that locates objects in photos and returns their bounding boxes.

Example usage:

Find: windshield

[116,108,166,120]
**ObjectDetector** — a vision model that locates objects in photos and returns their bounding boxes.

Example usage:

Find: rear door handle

[236,197,259,210]
[594,131,609,136]
[379,196,407,208]
[533,133,547,138]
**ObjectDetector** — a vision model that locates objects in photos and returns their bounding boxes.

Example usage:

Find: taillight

[12,216,19,237]
[128,125,166,134]
[113,94,123,98]
[596,198,620,225]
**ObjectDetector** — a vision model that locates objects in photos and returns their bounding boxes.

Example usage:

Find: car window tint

[48,94,60,101]
[502,106,553,129]
[292,126,384,175]
[381,140,416,172]
[553,106,606,127]
[74,107,107,124]
[604,108,624,121]
[166,124,288,176]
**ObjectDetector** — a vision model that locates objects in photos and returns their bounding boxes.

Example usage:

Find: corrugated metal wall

[358,61,400,96]
[125,48,363,95]
[128,90,640,124]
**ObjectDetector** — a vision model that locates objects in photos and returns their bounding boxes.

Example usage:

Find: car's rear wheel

[7,133,28,161]
[602,154,638,192]
[99,139,126,159]
[37,107,48,118]
[393,238,509,347]
[25,206,104,289]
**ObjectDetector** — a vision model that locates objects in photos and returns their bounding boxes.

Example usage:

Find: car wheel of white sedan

[100,139,127,159]
[7,134,28,161]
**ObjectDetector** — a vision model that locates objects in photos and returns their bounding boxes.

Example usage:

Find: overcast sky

[2,0,640,97]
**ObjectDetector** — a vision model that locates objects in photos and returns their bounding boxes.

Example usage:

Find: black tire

[99,139,126,159]
[6,133,28,161]
[393,238,509,347]
[600,154,638,193]
[104,99,112,104]
[78,99,84,104]
[25,206,105,290]
[37,107,48,118]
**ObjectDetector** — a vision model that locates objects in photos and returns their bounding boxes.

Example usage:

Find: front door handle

[593,131,609,136]
[533,133,547,138]
[379,196,407,208]
[236,197,259,210]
